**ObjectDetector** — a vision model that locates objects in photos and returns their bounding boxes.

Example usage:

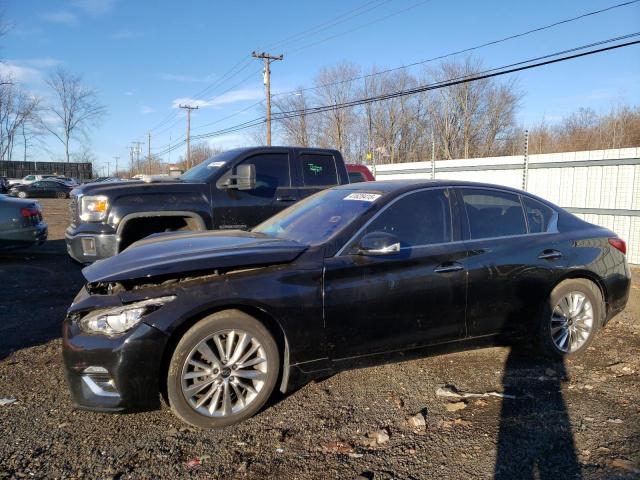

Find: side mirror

[223,164,256,190]
[357,232,401,256]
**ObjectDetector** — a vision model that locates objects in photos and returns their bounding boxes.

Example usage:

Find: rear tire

[167,310,279,428]
[537,278,603,358]
[56,191,67,199]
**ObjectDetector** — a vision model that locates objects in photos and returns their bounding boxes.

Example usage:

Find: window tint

[25,175,34,181]
[522,196,556,233]
[301,154,338,187]
[360,189,451,247]
[241,153,290,191]
[461,188,526,239]
[348,171,366,183]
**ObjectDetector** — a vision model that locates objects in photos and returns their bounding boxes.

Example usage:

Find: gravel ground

[0,199,638,479]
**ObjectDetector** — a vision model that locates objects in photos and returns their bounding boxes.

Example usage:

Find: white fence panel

[373,148,640,264]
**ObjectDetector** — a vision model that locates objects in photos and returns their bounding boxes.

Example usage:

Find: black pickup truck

[66,146,349,263]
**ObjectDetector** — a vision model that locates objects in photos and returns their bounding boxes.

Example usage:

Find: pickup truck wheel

[167,310,279,428]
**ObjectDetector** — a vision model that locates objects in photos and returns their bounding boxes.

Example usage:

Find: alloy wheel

[180,329,268,417]
[550,291,594,353]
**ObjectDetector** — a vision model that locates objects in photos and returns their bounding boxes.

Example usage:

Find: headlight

[78,296,175,336]
[80,195,109,221]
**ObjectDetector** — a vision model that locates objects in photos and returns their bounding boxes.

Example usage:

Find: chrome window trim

[335,185,560,257]
[335,186,451,257]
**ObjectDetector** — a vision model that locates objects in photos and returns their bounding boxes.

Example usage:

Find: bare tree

[273,89,313,147]
[43,67,106,162]
[0,75,40,160]
[313,62,360,159]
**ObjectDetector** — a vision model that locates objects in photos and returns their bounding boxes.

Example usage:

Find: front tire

[56,191,67,199]
[537,278,603,358]
[17,191,27,198]
[167,310,280,428]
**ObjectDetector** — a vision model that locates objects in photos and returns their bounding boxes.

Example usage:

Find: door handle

[538,249,563,260]
[434,263,464,273]
[276,195,297,202]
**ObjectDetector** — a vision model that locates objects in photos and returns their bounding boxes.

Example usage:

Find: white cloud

[0,63,41,83]
[140,105,155,115]
[172,89,263,110]
[124,90,134,96]
[17,58,62,68]
[171,98,210,109]
[40,11,78,24]
[71,0,118,16]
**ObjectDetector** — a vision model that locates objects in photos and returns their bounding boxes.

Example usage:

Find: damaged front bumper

[62,289,170,412]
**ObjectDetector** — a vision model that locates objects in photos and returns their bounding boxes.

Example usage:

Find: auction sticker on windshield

[208,161,226,168]
[344,192,381,202]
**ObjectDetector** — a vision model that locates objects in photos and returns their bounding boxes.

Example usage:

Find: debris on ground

[406,413,426,430]
[445,401,467,412]
[0,397,16,406]
[323,441,354,454]
[436,385,516,400]
[360,428,390,447]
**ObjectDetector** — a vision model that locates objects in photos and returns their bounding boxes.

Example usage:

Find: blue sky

[2,0,639,173]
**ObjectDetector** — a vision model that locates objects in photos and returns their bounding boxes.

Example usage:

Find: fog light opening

[81,237,97,256]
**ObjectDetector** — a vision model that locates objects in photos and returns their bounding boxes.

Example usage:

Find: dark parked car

[0,176,9,194]
[0,195,47,249]
[65,146,350,264]
[63,180,631,428]
[8,179,73,199]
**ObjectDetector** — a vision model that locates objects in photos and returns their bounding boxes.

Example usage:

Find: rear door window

[460,188,527,239]
[300,154,338,187]
[522,196,556,233]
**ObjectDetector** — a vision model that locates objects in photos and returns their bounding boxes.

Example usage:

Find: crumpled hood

[82,230,307,283]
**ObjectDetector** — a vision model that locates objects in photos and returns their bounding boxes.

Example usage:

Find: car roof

[337,179,551,197]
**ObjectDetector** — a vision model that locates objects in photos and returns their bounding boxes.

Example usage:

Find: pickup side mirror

[222,164,256,190]
[357,231,401,256]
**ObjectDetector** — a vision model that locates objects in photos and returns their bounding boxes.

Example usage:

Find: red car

[346,164,375,183]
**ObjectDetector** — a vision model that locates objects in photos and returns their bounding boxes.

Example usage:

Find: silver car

[0,194,48,249]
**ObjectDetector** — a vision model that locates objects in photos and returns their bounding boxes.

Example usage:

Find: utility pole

[147,132,152,174]
[179,104,198,170]
[252,51,283,146]
[431,131,436,180]
[130,141,143,175]
[105,161,110,177]
[522,129,529,191]
[113,156,120,177]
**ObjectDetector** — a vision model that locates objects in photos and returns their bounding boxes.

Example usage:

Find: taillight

[20,207,38,217]
[608,238,626,255]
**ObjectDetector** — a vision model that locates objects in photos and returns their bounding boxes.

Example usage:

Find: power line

[273,0,640,99]
[154,35,640,154]
[135,0,398,140]
[283,0,433,55]
[274,34,640,118]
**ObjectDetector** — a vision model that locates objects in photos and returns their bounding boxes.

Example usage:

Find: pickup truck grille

[69,195,79,227]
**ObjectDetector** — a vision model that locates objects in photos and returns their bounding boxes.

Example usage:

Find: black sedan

[62,180,631,428]
[8,179,73,199]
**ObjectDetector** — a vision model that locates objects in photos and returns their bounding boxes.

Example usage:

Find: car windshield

[253,188,383,245]
[180,150,237,182]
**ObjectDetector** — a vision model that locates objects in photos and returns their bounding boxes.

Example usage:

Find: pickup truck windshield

[180,150,237,182]
[253,189,382,245]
